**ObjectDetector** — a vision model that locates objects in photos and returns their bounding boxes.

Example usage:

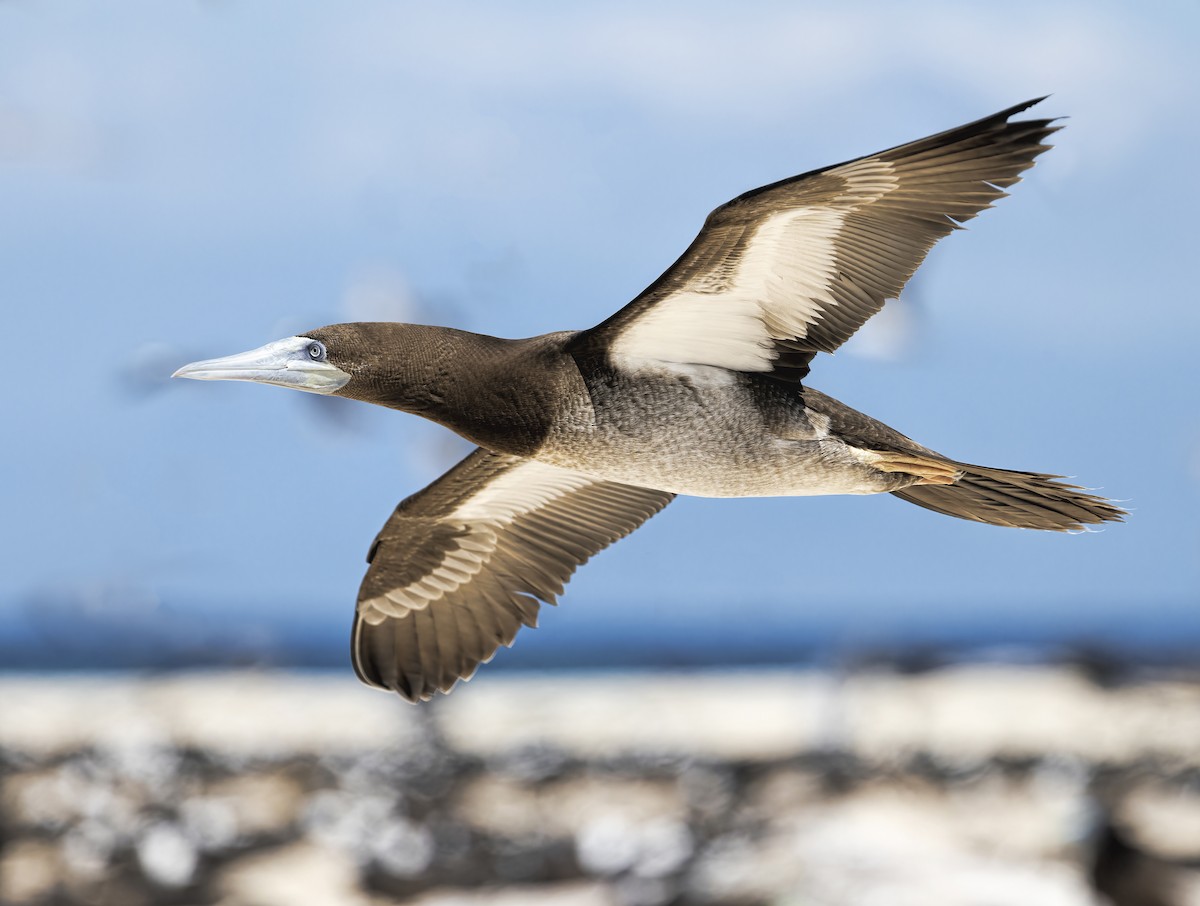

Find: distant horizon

[5,590,1197,673]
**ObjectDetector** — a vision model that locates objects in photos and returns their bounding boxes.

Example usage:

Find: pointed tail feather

[892,464,1125,531]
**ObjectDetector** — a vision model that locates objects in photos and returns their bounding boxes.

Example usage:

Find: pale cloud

[319,5,1035,105]
[313,2,1185,165]
[1,1,1186,205]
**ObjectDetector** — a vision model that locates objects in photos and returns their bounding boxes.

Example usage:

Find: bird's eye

[307,341,326,361]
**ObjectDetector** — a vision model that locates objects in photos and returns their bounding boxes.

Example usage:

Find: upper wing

[352,447,675,702]
[569,98,1059,381]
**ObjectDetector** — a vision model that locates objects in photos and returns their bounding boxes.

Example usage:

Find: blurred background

[2,1,1198,904]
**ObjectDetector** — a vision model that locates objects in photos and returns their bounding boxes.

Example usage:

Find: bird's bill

[172,337,350,395]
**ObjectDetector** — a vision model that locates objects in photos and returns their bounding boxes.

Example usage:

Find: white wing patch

[359,458,595,625]
[609,207,845,373]
[608,158,898,375]
[454,458,596,522]
[759,208,843,339]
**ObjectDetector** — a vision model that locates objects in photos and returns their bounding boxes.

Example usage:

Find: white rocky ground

[2,666,1199,905]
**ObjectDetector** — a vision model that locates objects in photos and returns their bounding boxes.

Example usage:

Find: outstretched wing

[352,447,675,702]
[570,98,1058,381]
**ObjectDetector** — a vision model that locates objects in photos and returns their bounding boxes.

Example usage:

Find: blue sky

[2,1,1197,664]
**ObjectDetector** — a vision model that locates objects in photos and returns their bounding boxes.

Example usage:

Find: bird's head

[174,322,505,422]
[171,324,392,397]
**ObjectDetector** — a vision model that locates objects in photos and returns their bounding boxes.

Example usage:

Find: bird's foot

[869,452,963,485]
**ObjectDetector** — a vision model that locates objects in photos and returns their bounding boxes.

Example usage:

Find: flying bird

[175,98,1124,702]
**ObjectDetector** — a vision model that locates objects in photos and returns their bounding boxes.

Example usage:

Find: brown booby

[174,98,1125,702]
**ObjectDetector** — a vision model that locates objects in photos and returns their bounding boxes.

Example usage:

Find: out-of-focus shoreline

[5,664,1200,762]
[3,666,1200,905]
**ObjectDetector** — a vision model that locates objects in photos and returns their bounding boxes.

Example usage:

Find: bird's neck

[338,324,573,455]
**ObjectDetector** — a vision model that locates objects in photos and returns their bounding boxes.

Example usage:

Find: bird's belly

[536,437,888,497]
[536,383,894,498]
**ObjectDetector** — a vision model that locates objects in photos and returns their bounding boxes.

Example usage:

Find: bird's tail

[891,462,1125,531]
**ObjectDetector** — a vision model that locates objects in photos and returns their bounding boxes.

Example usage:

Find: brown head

[172,322,524,424]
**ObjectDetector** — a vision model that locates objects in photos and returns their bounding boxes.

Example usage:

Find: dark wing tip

[877,95,1062,164]
[1005,95,1050,115]
[351,614,418,701]
[352,607,485,704]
